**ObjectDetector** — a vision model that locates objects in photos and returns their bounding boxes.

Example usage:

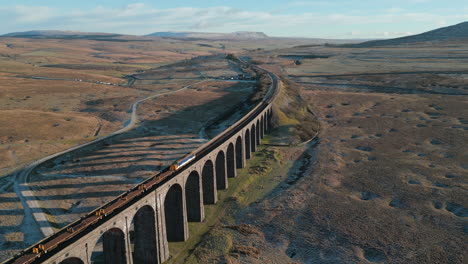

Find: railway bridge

[7,65,279,264]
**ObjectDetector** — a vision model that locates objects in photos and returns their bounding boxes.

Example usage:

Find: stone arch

[215,150,227,190]
[202,160,217,204]
[226,143,236,178]
[245,129,251,159]
[60,257,84,264]
[164,184,185,242]
[256,119,261,145]
[185,171,203,222]
[90,227,127,264]
[235,136,244,168]
[264,112,268,133]
[131,205,157,264]
[251,124,257,153]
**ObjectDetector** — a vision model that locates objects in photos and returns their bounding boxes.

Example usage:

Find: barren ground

[0,37,266,260]
[1,36,467,263]
[0,36,303,177]
[182,41,467,263]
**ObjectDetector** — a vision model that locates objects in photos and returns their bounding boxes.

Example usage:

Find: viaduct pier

[6,64,280,264]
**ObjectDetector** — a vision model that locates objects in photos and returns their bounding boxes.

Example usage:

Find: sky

[1,0,468,38]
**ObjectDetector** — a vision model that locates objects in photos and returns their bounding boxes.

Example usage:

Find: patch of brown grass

[230,244,260,258]
[225,224,262,236]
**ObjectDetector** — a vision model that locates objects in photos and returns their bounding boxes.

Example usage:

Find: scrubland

[183,41,467,263]
[0,36,278,260]
[1,34,467,263]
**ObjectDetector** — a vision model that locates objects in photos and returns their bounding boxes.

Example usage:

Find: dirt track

[0,55,256,261]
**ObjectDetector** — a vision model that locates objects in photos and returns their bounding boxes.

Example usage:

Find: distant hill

[2,30,269,41]
[351,21,468,47]
[146,31,269,40]
[1,29,366,44]
[1,30,123,40]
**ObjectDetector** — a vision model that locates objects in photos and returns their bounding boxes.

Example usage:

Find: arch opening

[268,109,272,131]
[260,116,265,139]
[215,151,227,190]
[226,143,236,178]
[235,136,244,168]
[131,205,158,264]
[251,124,257,153]
[91,228,127,264]
[244,129,251,159]
[256,120,261,145]
[164,184,185,242]
[60,257,84,264]
[202,160,216,204]
[186,171,202,222]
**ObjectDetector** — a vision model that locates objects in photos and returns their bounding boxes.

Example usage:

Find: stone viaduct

[6,66,279,264]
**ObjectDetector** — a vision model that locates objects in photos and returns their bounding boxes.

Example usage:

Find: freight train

[9,153,197,264]
[5,60,278,264]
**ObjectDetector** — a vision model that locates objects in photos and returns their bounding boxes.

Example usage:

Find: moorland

[1,24,467,263]
[186,34,468,263]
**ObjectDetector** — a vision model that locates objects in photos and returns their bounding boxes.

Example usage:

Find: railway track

[11,80,206,243]
[4,61,280,264]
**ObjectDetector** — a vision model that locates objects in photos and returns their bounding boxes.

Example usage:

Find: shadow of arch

[131,205,158,264]
[186,171,203,222]
[245,129,251,159]
[215,150,227,190]
[60,257,84,264]
[202,160,216,204]
[164,184,185,242]
[226,143,236,178]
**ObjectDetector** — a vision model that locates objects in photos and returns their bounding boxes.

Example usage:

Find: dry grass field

[1,32,466,263]
[31,79,254,226]
[0,35,301,260]
[0,36,311,177]
[183,41,467,263]
[0,37,215,176]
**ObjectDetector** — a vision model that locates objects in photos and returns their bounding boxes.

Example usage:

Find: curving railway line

[4,61,280,264]
[11,80,207,242]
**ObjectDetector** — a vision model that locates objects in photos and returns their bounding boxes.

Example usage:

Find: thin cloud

[288,1,336,7]
[0,3,466,38]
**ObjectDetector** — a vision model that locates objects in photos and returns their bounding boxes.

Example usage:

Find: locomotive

[6,58,278,264]
[169,155,196,171]
[17,154,197,264]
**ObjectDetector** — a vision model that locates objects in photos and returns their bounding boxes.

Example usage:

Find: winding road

[13,80,207,244]
[4,58,280,264]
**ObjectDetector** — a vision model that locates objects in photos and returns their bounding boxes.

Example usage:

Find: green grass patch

[269,79,320,145]
[166,137,294,263]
